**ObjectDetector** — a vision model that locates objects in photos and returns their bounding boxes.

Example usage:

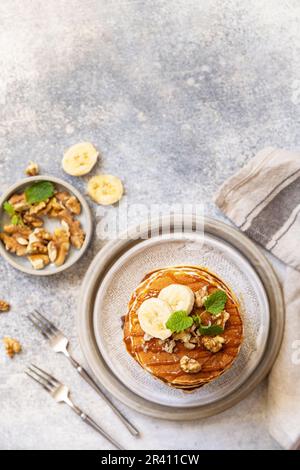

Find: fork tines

[27,310,58,338]
[25,364,60,392]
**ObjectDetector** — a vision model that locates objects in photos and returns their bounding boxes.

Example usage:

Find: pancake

[123,265,243,390]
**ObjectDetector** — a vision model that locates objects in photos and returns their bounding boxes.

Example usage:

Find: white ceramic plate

[93,232,269,408]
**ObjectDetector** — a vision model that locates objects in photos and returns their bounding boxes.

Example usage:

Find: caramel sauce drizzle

[123,266,243,386]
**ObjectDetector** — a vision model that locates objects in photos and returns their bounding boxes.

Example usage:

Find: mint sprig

[3,201,23,226]
[204,290,227,315]
[166,310,193,333]
[198,324,224,336]
[192,314,201,327]
[25,181,54,204]
[192,314,224,336]
[3,201,15,217]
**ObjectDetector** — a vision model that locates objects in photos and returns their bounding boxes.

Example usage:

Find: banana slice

[87,174,124,205]
[137,298,173,340]
[158,284,195,314]
[62,142,98,176]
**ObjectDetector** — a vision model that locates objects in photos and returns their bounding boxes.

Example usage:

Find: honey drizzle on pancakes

[123,266,243,390]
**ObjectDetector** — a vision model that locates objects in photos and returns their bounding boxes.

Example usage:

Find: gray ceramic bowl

[0,175,93,276]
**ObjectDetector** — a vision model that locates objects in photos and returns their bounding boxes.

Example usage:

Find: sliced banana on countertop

[158,284,195,314]
[87,174,124,205]
[62,142,99,176]
[137,298,173,340]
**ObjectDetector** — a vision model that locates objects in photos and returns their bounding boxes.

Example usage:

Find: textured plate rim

[77,215,284,420]
[93,232,270,408]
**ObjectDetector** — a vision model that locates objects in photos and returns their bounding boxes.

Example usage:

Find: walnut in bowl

[0,176,93,275]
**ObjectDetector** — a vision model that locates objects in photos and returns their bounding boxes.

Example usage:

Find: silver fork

[27,310,139,437]
[25,364,124,450]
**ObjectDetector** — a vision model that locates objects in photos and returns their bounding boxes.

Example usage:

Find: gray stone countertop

[1,0,299,450]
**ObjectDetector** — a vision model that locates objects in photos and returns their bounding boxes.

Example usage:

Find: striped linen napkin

[215,147,300,450]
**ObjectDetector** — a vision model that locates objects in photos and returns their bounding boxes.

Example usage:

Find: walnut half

[25,161,39,177]
[180,355,202,373]
[0,233,27,256]
[194,285,208,308]
[56,192,81,215]
[51,226,70,266]
[202,335,225,353]
[28,254,50,270]
[173,331,195,350]
[58,210,85,249]
[162,339,176,354]
[26,229,51,255]
[3,337,22,358]
[0,300,10,312]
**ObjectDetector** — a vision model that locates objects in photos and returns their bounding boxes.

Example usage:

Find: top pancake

[123,265,243,390]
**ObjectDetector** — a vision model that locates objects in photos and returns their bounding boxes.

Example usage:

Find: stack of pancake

[123,265,243,391]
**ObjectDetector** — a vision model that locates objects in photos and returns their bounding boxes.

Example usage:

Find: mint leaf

[11,214,19,225]
[3,201,23,225]
[192,312,224,336]
[11,214,23,226]
[198,324,224,336]
[166,310,193,333]
[192,314,201,327]
[25,181,54,204]
[3,201,15,217]
[204,290,227,315]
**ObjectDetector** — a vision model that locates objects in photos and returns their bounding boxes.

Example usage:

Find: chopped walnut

[180,355,201,373]
[58,210,85,249]
[3,225,31,237]
[0,300,10,312]
[55,191,70,204]
[65,196,81,215]
[183,341,196,350]
[15,237,29,246]
[215,311,230,329]
[56,192,81,215]
[27,254,50,270]
[26,230,49,255]
[162,339,176,353]
[25,161,39,177]
[41,197,64,218]
[34,228,52,241]
[189,336,201,345]
[47,241,57,263]
[0,233,27,256]
[3,337,22,358]
[173,331,195,349]
[28,201,47,216]
[194,285,208,308]
[23,213,44,228]
[52,227,70,266]
[3,225,31,247]
[173,331,191,343]
[202,335,225,353]
[8,193,30,212]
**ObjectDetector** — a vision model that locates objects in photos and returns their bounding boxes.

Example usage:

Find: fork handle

[83,413,125,450]
[67,355,139,437]
[84,414,125,450]
[69,405,124,450]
